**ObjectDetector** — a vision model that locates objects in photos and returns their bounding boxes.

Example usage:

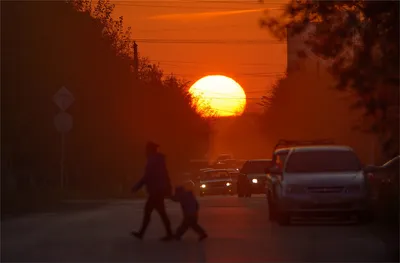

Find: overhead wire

[112,1,284,4]
[148,59,285,67]
[111,2,286,10]
[133,38,284,45]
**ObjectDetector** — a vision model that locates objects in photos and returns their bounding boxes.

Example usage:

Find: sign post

[53,86,74,189]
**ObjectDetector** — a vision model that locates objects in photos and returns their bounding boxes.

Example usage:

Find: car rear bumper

[200,186,233,195]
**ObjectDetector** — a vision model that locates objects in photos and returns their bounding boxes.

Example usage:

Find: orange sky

[111,0,288,112]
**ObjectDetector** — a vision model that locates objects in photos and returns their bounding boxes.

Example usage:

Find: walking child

[171,181,208,241]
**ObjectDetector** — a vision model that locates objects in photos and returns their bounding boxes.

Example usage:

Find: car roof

[291,145,353,152]
[274,148,291,154]
[382,155,400,167]
[200,168,214,172]
[204,169,230,173]
[246,159,272,162]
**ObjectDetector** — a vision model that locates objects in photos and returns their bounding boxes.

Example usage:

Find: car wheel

[277,210,291,226]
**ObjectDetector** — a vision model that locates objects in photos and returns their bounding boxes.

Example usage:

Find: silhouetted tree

[258,68,379,163]
[260,0,399,159]
[1,0,209,212]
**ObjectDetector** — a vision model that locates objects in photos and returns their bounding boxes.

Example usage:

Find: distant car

[190,168,214,185]
[213,159,240,170]
[266,145,372,225]
[215,154,234,163]
[199,169,234,196]
[366,155,399,217]
[366,156,399,185]
[237,159,273,197]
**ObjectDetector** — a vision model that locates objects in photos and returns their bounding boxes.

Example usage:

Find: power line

[199,97,262,100]
[149,59,285,67]
[134,24,249,33]
[134,38,284,45]
[169,73,285,79]
[112,2,285,10]
[113,1,283,4]
[191,90,270,96]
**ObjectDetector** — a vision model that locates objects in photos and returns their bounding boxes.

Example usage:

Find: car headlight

[345,185,361,193]
[226,182,232,186]
[200,184,206,189]
[252,179,258,184]
[285,184,305,194]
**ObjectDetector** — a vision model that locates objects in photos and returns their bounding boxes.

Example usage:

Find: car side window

[276,155,282,168]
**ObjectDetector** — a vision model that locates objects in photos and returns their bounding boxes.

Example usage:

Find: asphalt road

[1,195,393,262]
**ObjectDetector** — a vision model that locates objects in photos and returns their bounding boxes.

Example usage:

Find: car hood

[284,171,364,186]
[200,178,232,183]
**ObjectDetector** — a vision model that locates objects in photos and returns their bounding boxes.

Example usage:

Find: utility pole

[133,41,138,80]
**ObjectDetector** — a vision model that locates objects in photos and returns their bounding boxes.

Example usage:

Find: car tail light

[364,172,374,181]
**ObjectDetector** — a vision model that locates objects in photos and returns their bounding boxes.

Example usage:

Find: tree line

[1,0,210,213]
[259,0,399,162]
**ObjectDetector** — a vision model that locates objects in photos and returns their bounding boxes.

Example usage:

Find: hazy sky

[111,0,288,112]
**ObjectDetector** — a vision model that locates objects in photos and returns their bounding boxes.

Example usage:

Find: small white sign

[54,111,73,133]
[53,86,74,111]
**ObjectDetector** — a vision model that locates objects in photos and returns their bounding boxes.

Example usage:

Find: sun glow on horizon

[189,75,247,118]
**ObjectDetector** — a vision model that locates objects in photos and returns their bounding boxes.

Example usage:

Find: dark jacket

[171,186,199,215]
[133,153,172,197]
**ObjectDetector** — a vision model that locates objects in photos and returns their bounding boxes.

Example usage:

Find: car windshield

[201,171,230,180]
[382,156,399,169]
[241,160,273,174]
[285,150,362,173]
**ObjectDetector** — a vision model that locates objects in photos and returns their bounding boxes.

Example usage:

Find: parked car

[266,145,372,226]
[265,139,335,204]
[237,159,273,197]
[199,169,234,196]
[365,155,399,222]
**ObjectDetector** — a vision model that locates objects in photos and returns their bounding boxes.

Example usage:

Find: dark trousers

[139,194,172,236]
[176,214,206,237]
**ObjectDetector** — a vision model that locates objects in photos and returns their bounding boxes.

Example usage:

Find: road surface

[1,196,392,262]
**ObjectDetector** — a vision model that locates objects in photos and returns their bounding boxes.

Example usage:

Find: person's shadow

[111,237,207,262]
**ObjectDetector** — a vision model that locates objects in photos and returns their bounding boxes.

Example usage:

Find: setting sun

[189,75,247,117]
